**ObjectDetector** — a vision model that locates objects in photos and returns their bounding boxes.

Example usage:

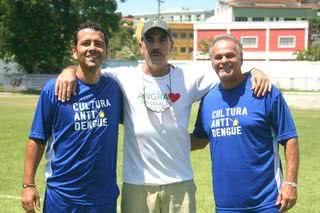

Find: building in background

[134,9,214,60]
[194,21,309,60]
[133,8,214,23]
[192,0,318,61]
[129,1,320,61]
[210,0,320,22]
[169,23,194,60]
[193,21,309,60]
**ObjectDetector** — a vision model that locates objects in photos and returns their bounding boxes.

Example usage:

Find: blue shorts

[43,188,117,213]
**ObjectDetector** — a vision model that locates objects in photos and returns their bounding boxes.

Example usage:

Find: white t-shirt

[102,64,217,185]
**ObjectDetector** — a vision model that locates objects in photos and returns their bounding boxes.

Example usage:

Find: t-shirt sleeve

[269,91,298,145]
[192,100,209,139]
[29,80,56,143]
[191,70,218,102]
[101,67,111,77]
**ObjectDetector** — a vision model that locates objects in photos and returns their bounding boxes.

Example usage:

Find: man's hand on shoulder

[250,68,272,97]
[54,66,77,102]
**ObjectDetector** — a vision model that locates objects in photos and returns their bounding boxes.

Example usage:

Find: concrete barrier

[1,60,320,91]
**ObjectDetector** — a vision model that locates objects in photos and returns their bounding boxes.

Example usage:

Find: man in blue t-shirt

[191,34,299,213]
[21,22,123,212]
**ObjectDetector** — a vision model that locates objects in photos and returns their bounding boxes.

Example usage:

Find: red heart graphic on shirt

[168,93,180,103]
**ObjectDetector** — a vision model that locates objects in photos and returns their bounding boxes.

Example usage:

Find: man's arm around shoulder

[55,65,77,102]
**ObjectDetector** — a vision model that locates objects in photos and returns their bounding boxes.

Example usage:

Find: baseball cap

[141,18,171,40]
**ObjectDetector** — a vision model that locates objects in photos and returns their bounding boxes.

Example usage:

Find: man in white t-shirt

[55,19,271,213]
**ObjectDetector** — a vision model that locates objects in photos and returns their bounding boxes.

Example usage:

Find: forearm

[284,138,299,183]
[55,65,78,101]
[65,65,77,73]
[23,139,45,184]
[190,134,209,151]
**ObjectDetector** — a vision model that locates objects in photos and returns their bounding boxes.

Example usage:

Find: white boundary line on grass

[0,194,21,200]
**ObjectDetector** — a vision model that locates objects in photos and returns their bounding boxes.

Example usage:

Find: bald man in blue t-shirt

[191,34,299,213]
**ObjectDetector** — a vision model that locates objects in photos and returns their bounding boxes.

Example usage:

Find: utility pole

[157,0,164,19]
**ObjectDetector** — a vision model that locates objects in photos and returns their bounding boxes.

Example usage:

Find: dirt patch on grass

[283,92,320,109]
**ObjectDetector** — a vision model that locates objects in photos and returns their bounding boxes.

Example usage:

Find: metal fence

[1,74,57,91]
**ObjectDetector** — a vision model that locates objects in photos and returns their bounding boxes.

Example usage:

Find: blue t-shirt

[29,76,123,205]
[193,74,297,212]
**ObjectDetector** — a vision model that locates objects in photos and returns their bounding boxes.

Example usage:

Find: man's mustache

[223,63,232,70]
[150,49,163,56]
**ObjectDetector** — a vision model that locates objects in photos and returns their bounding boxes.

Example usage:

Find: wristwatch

[22,183,36,188]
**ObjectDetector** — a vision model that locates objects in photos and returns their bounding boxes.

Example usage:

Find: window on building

[180,47,186,53]
[278,36,296,48]
[181,33,186,39]
[284,17,297,21]
[235,17,248,22]
[252,17,265,22]
[189,47,193,53]
[240,36,258,48]
[197,14,201,21]
[189,33,194,39]
[171,32,178,39]
[271,17,280,21]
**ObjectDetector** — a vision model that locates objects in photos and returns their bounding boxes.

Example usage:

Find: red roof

[230,0,299,3]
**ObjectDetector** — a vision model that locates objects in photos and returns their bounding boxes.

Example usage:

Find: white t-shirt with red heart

[103,64,217,185]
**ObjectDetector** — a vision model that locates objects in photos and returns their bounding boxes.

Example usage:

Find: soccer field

[0,93,319,212]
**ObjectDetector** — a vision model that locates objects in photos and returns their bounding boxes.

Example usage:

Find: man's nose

[88,42,97,50]
[221,56,228,63]
[151,40,161,49]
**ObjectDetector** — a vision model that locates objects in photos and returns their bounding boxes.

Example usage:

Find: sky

[116,0,217,16]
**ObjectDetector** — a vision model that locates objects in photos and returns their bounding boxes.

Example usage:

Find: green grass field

[1,93,319,212]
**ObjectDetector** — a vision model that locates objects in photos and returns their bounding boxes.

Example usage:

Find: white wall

[1,60,320,91]
[170,60,320,91]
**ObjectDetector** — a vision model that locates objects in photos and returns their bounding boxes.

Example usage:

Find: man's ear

[139,41,144,54]
[72,48,78,60]
[170,40,174,52]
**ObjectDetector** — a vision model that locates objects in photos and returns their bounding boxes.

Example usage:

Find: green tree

[310,17,320,37]
[296,17,320,61]
[0,0,122,73]
[109,19,142,60]
[74,0,121,37]
[198,39,211,55]
[296,48,320,61]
